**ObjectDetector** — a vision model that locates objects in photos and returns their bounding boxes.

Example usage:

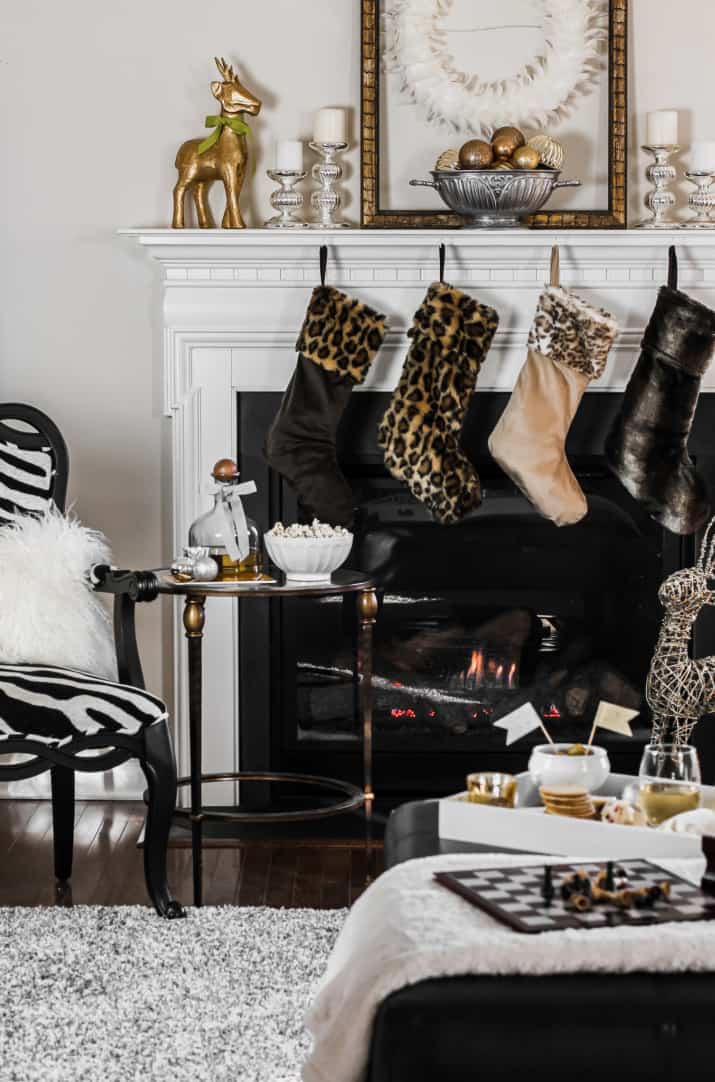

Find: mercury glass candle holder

[681,171,715,229]
[265,169,307,229]
[308,141,350,228]
[638,145,681,229]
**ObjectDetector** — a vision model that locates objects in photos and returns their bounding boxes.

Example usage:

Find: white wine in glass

[638,744,701,827]
[638,782,700,826]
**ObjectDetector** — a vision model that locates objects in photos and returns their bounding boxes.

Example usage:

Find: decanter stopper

[212,458,240,482]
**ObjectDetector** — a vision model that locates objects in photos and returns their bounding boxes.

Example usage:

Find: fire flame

[466,649,484,683]
[463,648,518,690]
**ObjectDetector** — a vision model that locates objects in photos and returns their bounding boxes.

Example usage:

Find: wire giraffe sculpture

[647,517,715,746]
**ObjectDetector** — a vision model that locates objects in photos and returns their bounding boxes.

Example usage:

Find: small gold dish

[466,772,517,808]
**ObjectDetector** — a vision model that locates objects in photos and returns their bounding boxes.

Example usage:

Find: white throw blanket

[302,852,715,1082]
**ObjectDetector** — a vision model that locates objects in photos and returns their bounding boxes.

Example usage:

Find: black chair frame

[0,403,184,918]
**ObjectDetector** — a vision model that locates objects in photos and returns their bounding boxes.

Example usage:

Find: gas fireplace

[238,390,715,800]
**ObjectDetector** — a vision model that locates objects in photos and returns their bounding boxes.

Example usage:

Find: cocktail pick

[494,702,555,746]
[587,701,639,747]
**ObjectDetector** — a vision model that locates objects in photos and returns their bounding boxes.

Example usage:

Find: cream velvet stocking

[488,249,618,526]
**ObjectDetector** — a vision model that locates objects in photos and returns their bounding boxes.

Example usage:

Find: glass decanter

[188,458,264,581]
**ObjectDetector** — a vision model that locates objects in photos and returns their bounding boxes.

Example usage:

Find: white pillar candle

[313,108,347,144]
[690,141,715,173]
[274,140,304,171]
[646,110,679,146]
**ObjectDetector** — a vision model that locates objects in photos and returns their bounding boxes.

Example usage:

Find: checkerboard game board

[434,860,715,934]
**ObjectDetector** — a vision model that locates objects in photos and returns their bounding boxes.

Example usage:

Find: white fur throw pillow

[0,505,117,680]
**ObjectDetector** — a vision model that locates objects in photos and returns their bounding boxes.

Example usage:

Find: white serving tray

[438,772,715,860]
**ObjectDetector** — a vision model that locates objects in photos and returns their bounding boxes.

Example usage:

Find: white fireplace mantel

[121,227,715,792]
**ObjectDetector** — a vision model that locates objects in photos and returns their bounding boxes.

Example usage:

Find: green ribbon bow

[197,114,253,163]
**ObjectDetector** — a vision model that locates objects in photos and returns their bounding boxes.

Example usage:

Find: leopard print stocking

[378,282,499,524]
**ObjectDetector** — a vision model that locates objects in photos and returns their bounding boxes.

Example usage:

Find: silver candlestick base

[681,171,715,229]
[308,141,350,228]
[265,170,308,229]
[637,144,681,229]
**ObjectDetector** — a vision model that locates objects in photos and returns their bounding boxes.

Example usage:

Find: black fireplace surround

[238,391,715,800]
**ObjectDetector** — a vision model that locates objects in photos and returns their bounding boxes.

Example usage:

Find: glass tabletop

[153,568,374,598]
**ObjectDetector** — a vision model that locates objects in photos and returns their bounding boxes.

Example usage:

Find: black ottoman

[367,800,712,1082]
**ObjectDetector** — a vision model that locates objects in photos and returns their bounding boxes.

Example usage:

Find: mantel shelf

[120,226,715,255]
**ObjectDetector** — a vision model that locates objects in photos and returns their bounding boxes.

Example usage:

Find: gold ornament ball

[458,139,494,169]
[212,458,240,481]
[491,126,525,159]
[493,160,515,171]
[511,145,541,170]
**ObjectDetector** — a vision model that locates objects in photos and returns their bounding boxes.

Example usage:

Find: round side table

[154,569,378,906]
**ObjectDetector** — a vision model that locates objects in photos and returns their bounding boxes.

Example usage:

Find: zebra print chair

[0,403,184,918]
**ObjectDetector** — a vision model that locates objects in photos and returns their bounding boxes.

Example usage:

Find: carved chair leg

[50,766,75,883]
[140,719,186,919]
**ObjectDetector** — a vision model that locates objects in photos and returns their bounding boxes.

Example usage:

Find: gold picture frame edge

[360,0,628,230]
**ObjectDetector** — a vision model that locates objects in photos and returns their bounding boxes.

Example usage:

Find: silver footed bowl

[410,169,581,228]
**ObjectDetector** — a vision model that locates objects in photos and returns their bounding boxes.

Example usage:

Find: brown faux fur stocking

[605,248,715,535]
[264,284,386,528]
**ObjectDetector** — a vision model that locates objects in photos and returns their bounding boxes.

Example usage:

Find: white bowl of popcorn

[265,520,353,583]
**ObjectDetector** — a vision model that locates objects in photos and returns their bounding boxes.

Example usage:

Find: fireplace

[119,228,715,804]
[238,390,715,799]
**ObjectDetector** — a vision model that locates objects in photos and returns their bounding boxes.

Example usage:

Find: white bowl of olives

[528,743,611,793]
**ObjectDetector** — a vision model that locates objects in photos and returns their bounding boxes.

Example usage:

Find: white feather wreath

[383,0,609,134]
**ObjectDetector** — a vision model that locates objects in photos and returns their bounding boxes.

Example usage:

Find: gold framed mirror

[361,0,627,229]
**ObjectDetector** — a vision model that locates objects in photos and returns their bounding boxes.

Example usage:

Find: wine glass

[638,744,702,826]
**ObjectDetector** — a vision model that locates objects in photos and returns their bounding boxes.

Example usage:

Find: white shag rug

[0,905,345,1082]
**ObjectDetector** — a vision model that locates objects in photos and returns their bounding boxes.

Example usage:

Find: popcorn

[269,518,349,539]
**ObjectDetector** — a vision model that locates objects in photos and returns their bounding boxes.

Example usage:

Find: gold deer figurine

[172,57,262,230]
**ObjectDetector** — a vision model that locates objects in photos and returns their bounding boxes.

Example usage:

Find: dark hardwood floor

[0,801,383,909]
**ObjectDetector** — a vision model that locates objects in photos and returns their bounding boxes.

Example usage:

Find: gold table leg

[356,589,378,882]
[183,595,206,906]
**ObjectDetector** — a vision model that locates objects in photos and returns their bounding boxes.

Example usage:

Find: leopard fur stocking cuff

[296,285,387,384]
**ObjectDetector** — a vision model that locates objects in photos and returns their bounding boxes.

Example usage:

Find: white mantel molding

[122,227,715,795]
